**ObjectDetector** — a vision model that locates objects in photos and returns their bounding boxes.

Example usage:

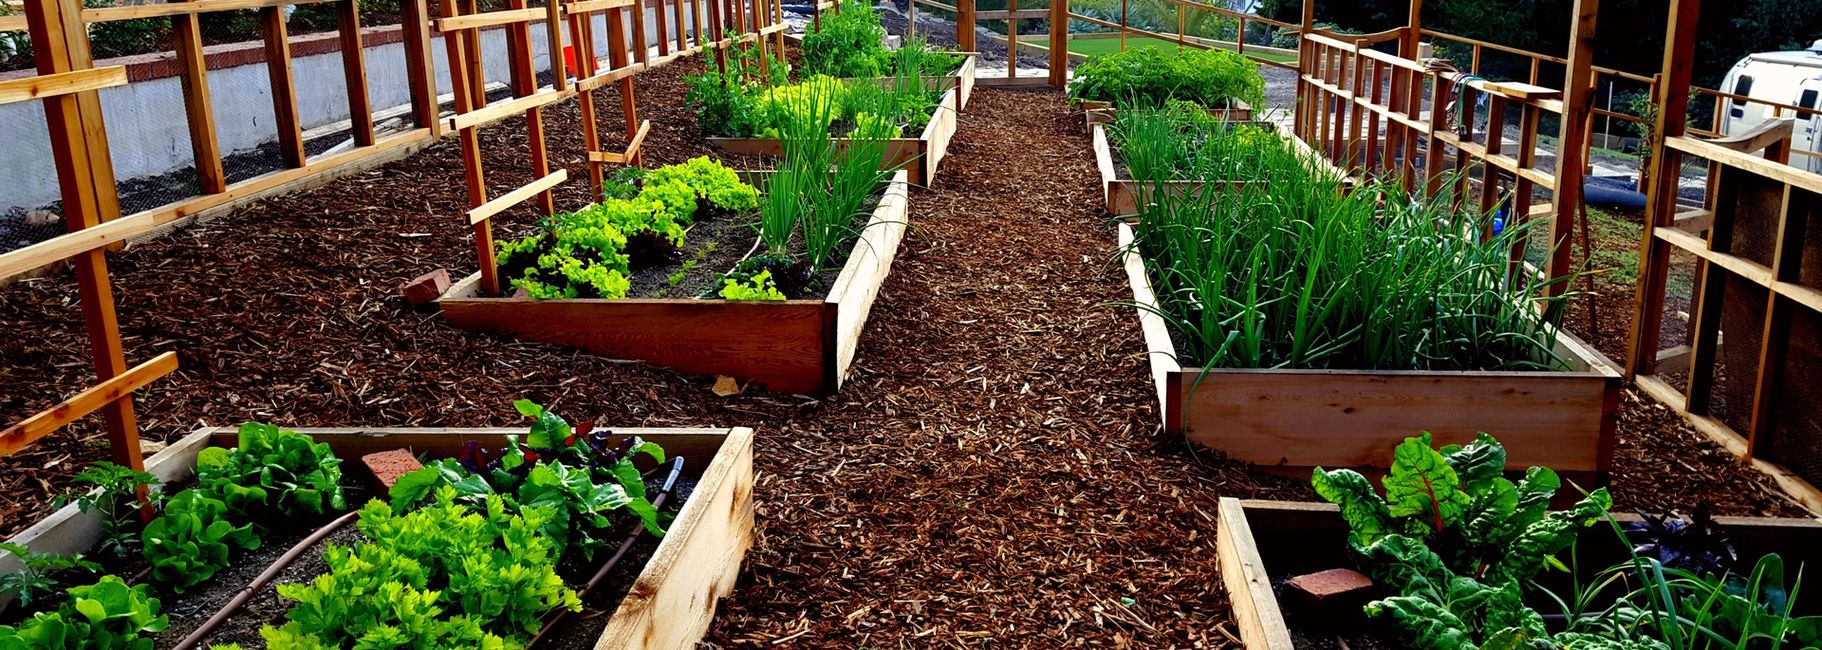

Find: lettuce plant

[720,270,787,301]
[0,576,169,649]
[195,422,347,526]
[141,490,261,593]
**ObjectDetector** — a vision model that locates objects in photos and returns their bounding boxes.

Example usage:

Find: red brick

[1285,568,1374,606]
[360,449,423,492]
[400,268,451,309]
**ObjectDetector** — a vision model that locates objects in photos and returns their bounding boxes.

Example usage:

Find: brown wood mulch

[0,54,1810,647]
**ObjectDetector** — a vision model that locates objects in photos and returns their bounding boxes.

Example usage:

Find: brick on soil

[0,54,1808,648]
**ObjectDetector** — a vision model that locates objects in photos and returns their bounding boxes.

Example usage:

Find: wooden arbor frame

[1626,0,1822,510]
[0,1,179,481]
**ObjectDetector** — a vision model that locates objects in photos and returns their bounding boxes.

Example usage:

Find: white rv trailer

[1718,40,1822,172]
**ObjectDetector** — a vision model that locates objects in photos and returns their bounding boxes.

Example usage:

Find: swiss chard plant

[388,400,669,558]
[195,422,347,526]
[0,576,168,649]
[262,491,579,648]
[1313,432,1612,650]
[50,462,162,559]
[140,489,261,593]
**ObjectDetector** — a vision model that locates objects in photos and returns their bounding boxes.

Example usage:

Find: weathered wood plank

[825,170,911,390]
[0,66,125,105]
[0,352,177,457]
[468,169,568,225]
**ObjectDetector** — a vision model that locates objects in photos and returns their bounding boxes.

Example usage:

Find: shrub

[802,3,962,79]
[1068,46,1265,109]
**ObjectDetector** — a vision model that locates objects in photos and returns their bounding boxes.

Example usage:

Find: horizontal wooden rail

[1667,135,1822,196]
[588,120,650,164]
[468,169,568,225]
[0,352,178,457]
[0,66,127,105]
[1159,0,1295,29]
[576,62,645,92]
[434,6,545,32]
[568,0,638,13]
[447,86,568,131]
[911,0,959,12]
[1420,28,1568,65]
[0,14,25,32]
[976,9,1048,20]
[83,0,337,22]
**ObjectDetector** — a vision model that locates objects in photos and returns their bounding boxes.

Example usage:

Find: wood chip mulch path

[0,59,1810,646]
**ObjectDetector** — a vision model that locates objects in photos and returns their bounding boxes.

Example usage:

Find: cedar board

[2,426,757,650]
[437,171,911,395]
[1118,223,1622,476]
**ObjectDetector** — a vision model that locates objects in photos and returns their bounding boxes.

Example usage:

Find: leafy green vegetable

[0,543,99,610]
[719,270,788,301]
[1315,432,1610,584]
[801,2,960,79]
[50,463,161,559]
[1068,46,1265,109]
[0,576,168,649]
[265,492,578,647]
[141,490,261,592]
[196,422,347,525]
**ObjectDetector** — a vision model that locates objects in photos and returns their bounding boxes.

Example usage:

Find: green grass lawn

[1065,35,1297,64]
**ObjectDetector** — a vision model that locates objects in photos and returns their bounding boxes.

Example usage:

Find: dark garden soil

[0,50,1812,649]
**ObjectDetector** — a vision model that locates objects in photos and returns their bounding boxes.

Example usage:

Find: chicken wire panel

[0,108,62,255]
[208,39,354,186]
[1798,187,1822,290]
[1713,272,1768,437]
[1655,247,1701,393]
[1762,306,1822,488]
[96,75,206,218]
[1715,166,1784,267]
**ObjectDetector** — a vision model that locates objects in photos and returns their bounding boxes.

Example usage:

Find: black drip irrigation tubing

[169,509,363,650]
[164,456,685,649]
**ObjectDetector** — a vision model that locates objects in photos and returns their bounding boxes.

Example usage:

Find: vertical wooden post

[260,6,306,168]
[771,0,783,56]
[958,0,975,52]
[675,0,690,52]
[655,0,671,56]
[506,0,554,214]
[461,0,488,108]
[1747,184,1799,452]
[1625,0,1699,378]
[172,4,226,194]
[401,0,441,135]
[25,0,146,477]
[1548,0,1598,296]
[338,0,376,146]
[572,2,605,193]
[1295,1,1314,141]
[631,0,649,64]
[548,0,569,91]
[607,6,640,146]
[440,0,498,295]
[1008,0,1019,77]
[1048,0,1067,87]
[707,0,726,71]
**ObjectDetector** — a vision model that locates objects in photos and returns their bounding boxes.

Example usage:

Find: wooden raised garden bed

[1080,98,1254,126]
[1118,223,1623,479]
[707,88,960,185]
[1092,122,1350,217]
[438,170,911,395]
[1,425,757,650]
[1216,498,1822,650]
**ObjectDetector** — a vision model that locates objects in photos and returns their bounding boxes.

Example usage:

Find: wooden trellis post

[1547,0,1599,297]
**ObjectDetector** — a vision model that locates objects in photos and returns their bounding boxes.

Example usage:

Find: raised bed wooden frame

[437,170,911,395]
[1091,120,1344,216]
[1217,498,1822,650]
[707,86,961,186]
[1,425,756,650]
[1118,223,1623,478]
